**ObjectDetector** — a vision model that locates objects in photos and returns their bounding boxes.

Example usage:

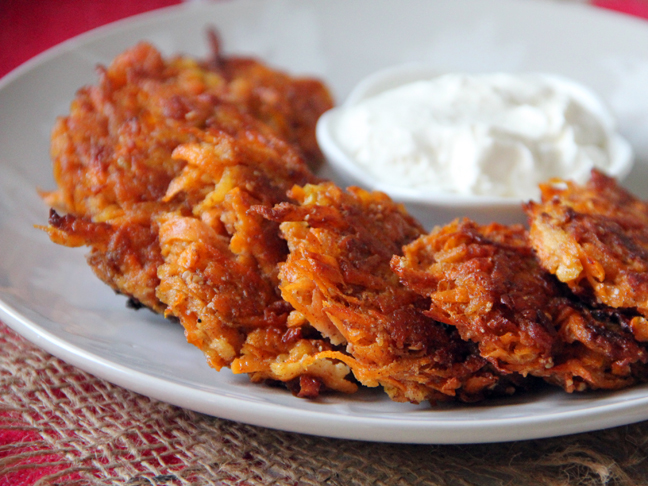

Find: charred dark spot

[286,375,322,399]
[281,327,302,345]
[48,208,71,227]
[126,298,145,310]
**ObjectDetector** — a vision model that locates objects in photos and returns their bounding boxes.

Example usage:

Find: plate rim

[5,295,648,444]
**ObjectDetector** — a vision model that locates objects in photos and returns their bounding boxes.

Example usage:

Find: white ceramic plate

[3,0,648,445]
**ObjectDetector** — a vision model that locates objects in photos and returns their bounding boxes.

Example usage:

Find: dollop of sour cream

[332,73,620,199]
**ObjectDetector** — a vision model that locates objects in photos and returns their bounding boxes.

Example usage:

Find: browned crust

[257,183,519,404]
[393,218,648,392]
[526,170,648,336]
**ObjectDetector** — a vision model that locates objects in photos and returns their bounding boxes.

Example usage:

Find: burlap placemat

[2,322,648,485]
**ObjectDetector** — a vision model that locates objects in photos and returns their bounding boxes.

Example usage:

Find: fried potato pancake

[205,30,332,170]
[526,170,648,341]
[257,183,517,404]
[393,219,648,392]
[154,124,356,397]
[42,39,333,313]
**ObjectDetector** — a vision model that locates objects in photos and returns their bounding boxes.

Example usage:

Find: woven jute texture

[2,321,648,486]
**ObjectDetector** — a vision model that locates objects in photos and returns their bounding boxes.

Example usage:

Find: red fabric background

[593,0,648,17]
[2,0,647,80]
[0,0,181,79]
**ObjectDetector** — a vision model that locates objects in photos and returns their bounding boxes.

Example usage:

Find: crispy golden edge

[154,127,356,396]
[526,170,648,340]
[393,218,648,392]
[42,40,333,313]
[258,183,517,404]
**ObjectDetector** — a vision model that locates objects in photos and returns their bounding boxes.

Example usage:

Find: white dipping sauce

[332,73,618,199]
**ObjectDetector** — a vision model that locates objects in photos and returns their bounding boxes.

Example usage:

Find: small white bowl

[317,64,634,228]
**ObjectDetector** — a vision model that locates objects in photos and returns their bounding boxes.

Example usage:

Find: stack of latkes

[42,39,648,404]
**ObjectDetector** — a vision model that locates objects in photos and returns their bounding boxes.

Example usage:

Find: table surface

[3,1,648,485]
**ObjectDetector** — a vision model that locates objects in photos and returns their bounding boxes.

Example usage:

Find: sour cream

[327,72,630,199]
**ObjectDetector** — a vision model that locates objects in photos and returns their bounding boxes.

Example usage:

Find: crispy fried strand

[258,183,517,404]
[526,170,648,341]
[393,219,648,392]
[155,128,355,397]
[42,41,333,312]
[206,29,332,170]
